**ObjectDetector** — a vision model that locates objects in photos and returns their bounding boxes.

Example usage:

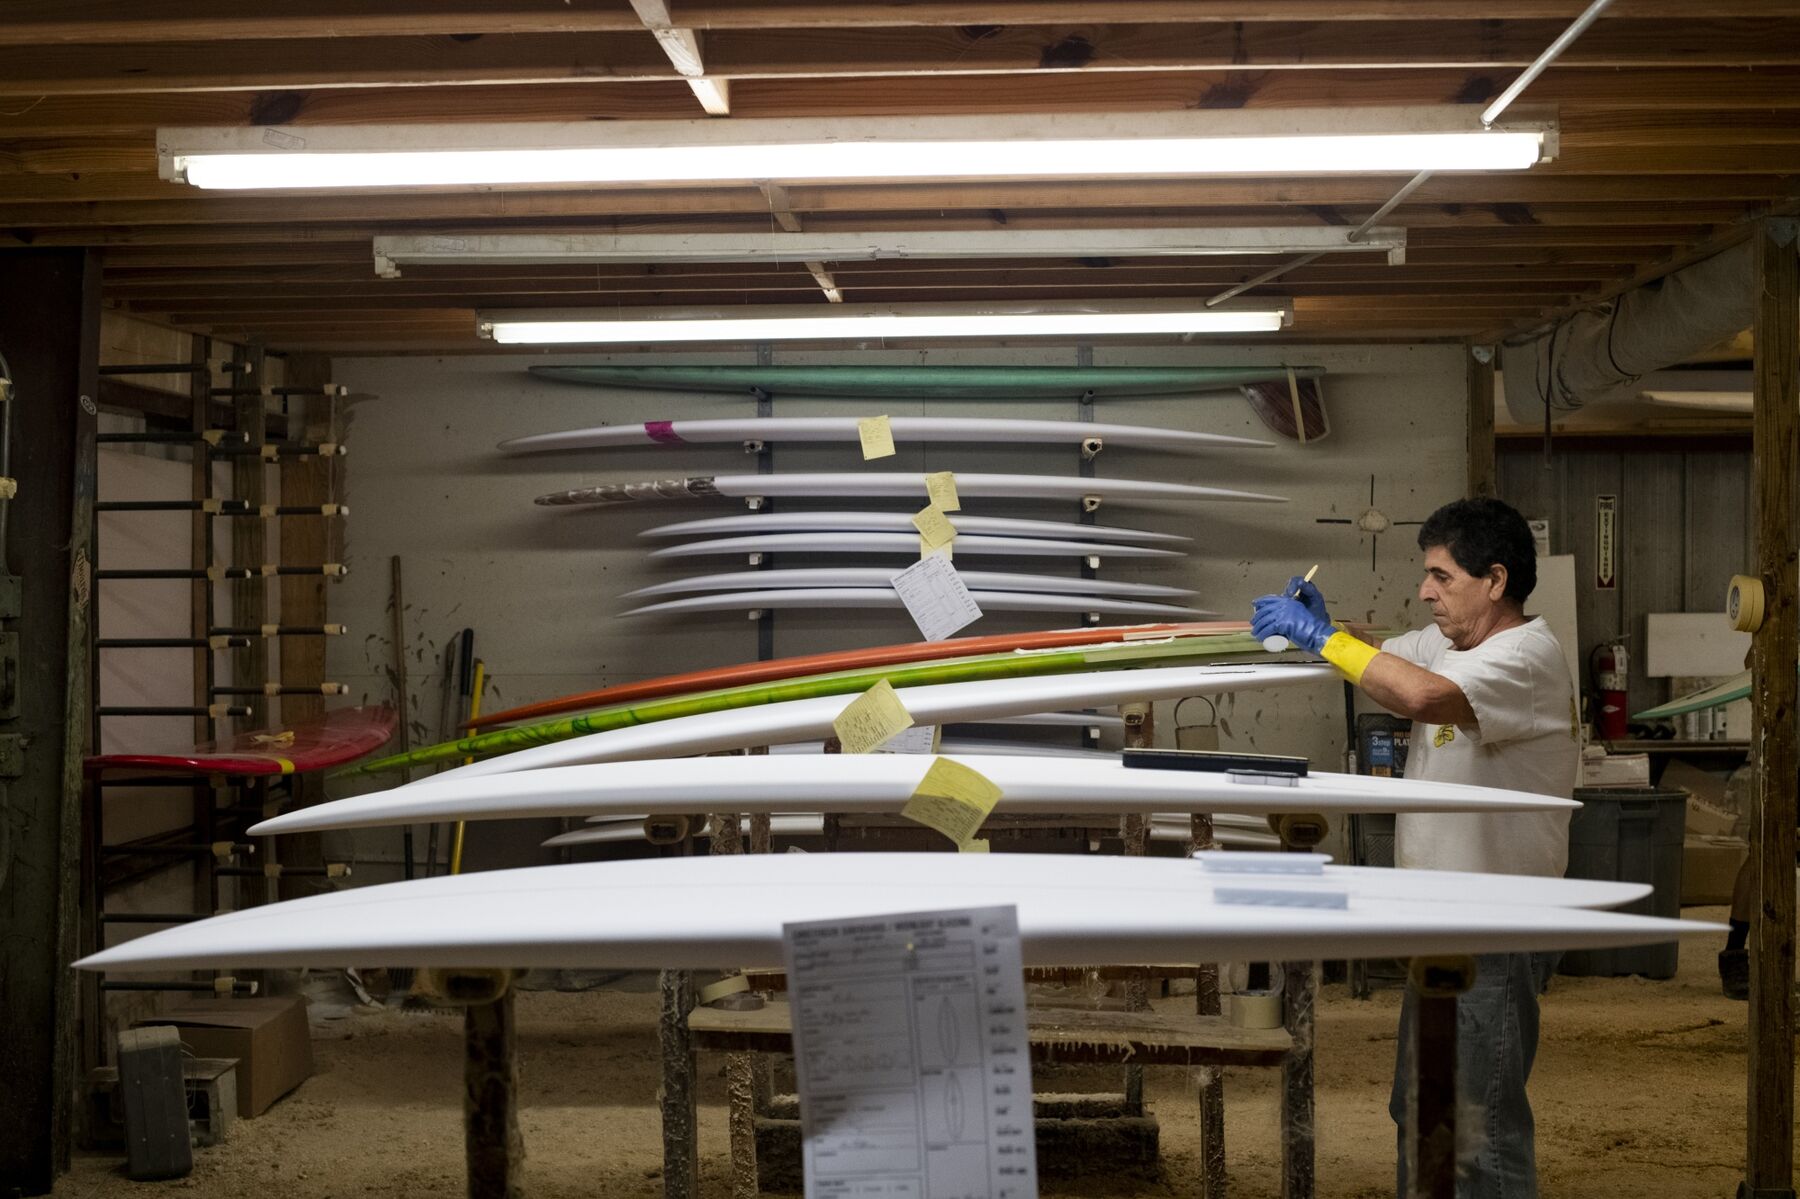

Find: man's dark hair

[1416,497,1537,603]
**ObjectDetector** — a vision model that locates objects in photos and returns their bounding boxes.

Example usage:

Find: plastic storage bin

[1558,787,1687,979]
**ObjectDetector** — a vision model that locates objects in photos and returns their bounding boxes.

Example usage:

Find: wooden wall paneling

[1561,450,1624,706]
[1466,347,1495,500]
[1496,446,1561,553]
[1619,451,1686,715]
[1682,449,1753,614]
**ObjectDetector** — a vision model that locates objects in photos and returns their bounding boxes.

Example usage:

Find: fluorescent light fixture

[373,227,1409,277]
[477,301,1290,345]
[1642,390,1752,413]
[160,109,1554,191]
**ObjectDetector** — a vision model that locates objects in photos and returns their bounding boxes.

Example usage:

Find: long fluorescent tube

[478,302,1290,345]
[372,227,1409,277]
[160,109,1554,192]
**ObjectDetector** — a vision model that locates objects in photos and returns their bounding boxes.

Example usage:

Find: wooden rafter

[754,182,843,302]
[1,1,1794,46]
[630,0,731,115]
[4,21,1798,96]
[0,1,1779,352]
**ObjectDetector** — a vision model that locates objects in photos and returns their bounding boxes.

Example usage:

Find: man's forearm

[1359,648,1476,726]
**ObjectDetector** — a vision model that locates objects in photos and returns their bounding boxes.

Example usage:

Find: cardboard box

[1682,835,1748,906]
[1580,751,1650,788]
[1659,759,1741,837]
[145,996,312,1118]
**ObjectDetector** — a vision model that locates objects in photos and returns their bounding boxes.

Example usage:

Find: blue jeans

[1390,952,1558,1199]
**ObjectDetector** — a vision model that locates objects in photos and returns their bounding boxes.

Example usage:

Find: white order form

[783,906,1037,1199]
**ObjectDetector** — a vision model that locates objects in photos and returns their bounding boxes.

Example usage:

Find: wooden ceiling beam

[5,1,1793,46]
[96,252,1659,292]
[670,1,1800,27]
[107,276,1617,308]
[8,70,1799,139]
[9,213,1718,252]
[725,69,1800,117]
[101,259,1630,290]
[1562,110,1800,147]
[144,292,1575,325]
[0,179,1765,230]
[4,21,1798,96]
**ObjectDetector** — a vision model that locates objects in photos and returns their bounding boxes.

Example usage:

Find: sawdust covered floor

[61,907,1759,1199]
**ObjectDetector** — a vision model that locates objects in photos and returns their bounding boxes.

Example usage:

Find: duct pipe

[1498,240,1783,424]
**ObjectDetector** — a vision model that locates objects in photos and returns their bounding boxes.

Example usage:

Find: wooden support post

[187,335,212,751]
[187,337,216,919]
[228,346,267,734]
[1405,956,1475,1199]
[1119,701,1153,1118]
[465,989,523,1199]
[1276,813,1325,1199]
[1187,812,1226,1198]
[660,968,700,1199]
[704,810,762,1199]
[278,354,335,730]
[1466,344,1496,500]
[1746,216,1799,1199]
[275,355,336,900]
[0,247,101,1194]
[743,759,777,1119]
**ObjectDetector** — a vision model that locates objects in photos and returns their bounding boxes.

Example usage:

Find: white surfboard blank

[620,589,1210,619]
[622,570,1198,600]
[545,813,1275,851]
[252,753,1576,837]
[962,712,1123,729]
[76,854,1719,975]
[641,512,1190,544]
[648,533,1182,560]
[389,663,1335,783]
[500,416,1274,455]
[536,472,1287,507]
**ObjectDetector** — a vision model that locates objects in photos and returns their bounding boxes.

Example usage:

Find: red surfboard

[86,706,397,777]
[468,622,1249,730]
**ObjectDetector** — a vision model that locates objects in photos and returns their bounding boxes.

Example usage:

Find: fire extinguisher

[1591,639,1630,741]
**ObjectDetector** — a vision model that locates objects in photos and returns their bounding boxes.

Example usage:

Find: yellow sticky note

[920,536,952,561]
[925,471,960,512]
[911,503,957,548]
[832,678,914,754]
[901,756,1004,846]
[960,838,990,854]
[857,415,896,460]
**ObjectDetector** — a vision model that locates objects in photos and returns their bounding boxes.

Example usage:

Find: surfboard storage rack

[84,341,355,1090]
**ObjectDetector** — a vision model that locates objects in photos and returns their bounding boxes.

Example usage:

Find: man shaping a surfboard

[1250,496,1578,1199]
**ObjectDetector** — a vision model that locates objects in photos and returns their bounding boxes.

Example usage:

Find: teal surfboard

[530,364,1323,399]
[1633,671,1751,721]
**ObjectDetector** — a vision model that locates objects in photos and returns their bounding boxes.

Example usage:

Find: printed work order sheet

[783,905,1038,1199]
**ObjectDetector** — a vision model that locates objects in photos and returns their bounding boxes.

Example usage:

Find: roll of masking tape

[1229,992,1283,1029]
[1728,574,1765,634]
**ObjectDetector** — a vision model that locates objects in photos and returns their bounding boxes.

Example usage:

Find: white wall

[325,344,1468,870]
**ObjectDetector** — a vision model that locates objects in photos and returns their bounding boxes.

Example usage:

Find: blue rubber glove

[1251,594,1335,654]
[1286,577,1330,624]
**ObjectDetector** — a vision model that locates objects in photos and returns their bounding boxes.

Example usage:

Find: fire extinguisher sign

[1595,494,1618,590]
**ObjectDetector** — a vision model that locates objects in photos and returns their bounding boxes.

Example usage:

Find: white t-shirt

[1380,616,1579,878]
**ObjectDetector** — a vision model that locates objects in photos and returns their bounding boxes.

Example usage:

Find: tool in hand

[1262,564,1320,653]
